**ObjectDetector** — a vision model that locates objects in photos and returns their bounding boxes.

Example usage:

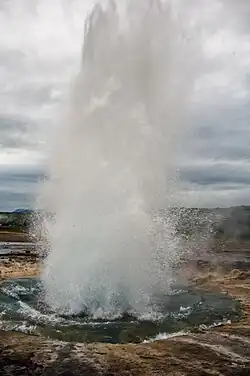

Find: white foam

[0,320,37,335]
[143,331,188,343]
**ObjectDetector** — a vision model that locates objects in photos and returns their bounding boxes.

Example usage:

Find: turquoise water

[0,277,241,343]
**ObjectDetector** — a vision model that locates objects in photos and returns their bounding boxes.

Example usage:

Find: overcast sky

[0,0,250,211]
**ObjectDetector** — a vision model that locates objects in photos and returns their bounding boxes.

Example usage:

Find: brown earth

[0,243,250,375]
[0,255,39,280]
[0,230,30,243]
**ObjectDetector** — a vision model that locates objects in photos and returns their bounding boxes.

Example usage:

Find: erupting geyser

[38,0,198,317]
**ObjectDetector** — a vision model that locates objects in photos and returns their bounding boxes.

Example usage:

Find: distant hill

[1,206,250,240]
[12,209,33,214]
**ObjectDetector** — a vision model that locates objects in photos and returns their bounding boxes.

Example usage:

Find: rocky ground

[0,252,39,280]
[0,230,29,243]
[0,242,250,375]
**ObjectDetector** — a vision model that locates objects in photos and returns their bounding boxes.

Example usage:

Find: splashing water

[38,0,199,317]
[0,277,241,344]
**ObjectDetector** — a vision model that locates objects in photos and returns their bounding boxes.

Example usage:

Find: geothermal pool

[2,1,241,347]
[0,277,241,344]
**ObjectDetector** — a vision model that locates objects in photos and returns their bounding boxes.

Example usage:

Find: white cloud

[0,148,44,167]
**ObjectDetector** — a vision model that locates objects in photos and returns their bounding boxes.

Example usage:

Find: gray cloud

[0,168,42,211]
[0,170,41,186]
[179,162,250,187]
[0,116,34,148]
[0,0,250,210]
[180,99,250,163]
[0,192,33,212]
